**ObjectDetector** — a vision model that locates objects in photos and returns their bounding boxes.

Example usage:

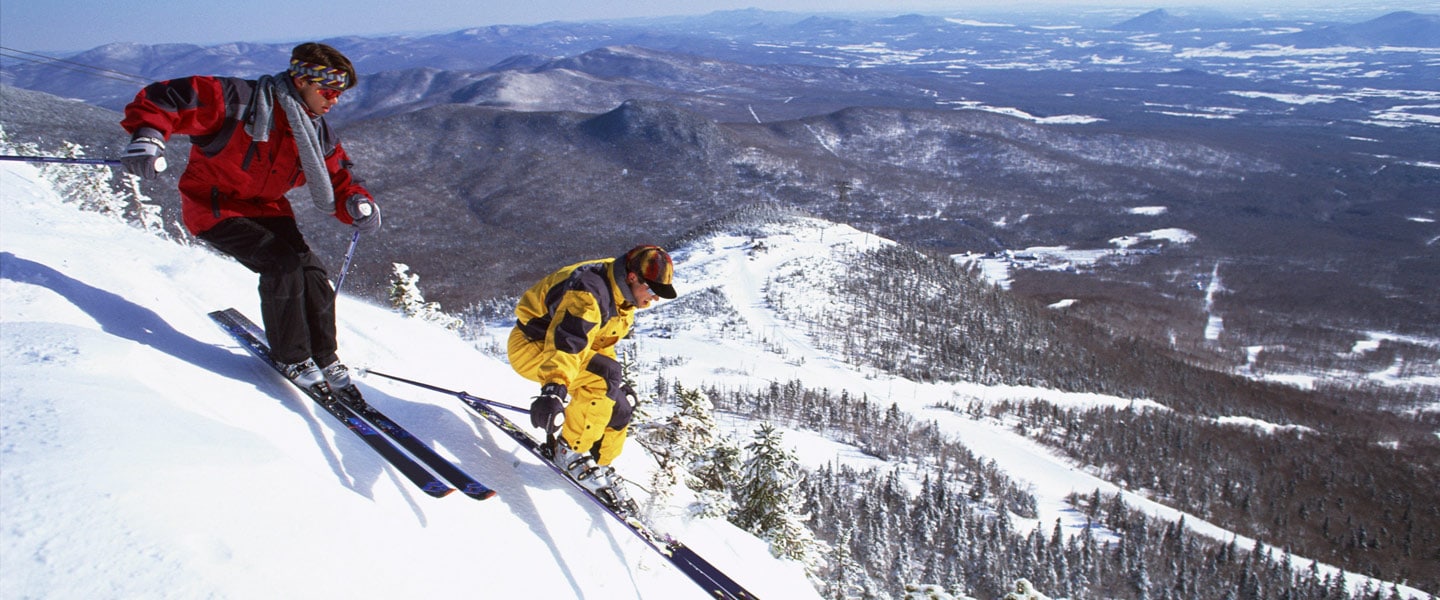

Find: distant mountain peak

[1347,10,1440,46]
[1112,8,1191,32]
[878,14,950,27]
[1280,9,1440,47]
[581,99,726,152]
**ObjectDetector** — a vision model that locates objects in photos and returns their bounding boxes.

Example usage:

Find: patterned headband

[288,59,351,89]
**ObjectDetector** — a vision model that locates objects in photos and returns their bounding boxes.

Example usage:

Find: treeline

[697,379,1038,518]
[716,236,1440,595]
[770,243,1427,426]
[677,381,1419,599]
[1067,490,1420,600]
[807,466,1418,600]
[957,400,1440,593]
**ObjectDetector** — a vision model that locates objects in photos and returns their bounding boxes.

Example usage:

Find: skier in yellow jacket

[508,245,676,513]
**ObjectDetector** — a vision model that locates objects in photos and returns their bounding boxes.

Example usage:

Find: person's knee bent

[507,329,546,381]
[607,391,634,429]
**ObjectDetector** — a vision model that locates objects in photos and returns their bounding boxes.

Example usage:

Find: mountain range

[3,7,1439,596]
[1,6,1436,395]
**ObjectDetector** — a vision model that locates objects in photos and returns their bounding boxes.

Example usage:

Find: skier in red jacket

[120,42,380,395]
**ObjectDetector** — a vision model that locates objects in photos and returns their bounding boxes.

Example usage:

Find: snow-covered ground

[560,215,1433,598]
[2,159,1431,599]
[0,161,816,600]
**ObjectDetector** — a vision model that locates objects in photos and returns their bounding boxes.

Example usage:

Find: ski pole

[333,229,361,294]
[0,154,122,166]
[358,368,532,414]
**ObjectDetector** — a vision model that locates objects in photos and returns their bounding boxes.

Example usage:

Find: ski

[208,309,454,499]
[334,389,496,500]
[362,369,761,600]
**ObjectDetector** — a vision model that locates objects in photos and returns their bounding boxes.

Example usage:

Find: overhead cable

[0,45,149,85]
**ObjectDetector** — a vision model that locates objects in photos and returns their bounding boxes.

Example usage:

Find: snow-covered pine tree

[901,583,957,600]
[640,384,696,514]
[1,127,172,238]
[389,262,427,315]
[670,386,717,473]
[824,530,868,600]
[1001,578,1051,600]
[733,423,792,533]
[387,263,461,329]
[0,125,33,156]
[733,423,828,576]
[48,142,125,219]
[693,437,742,519]
[639,383,741,519]
[119,172,170,239]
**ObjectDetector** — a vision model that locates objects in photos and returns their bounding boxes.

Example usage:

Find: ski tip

[425,485,457,498]
[461,483,498,500]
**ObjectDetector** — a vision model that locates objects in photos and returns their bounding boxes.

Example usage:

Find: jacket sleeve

[119,76,227,139]
[327,142,373,224]
[536,289,602,389]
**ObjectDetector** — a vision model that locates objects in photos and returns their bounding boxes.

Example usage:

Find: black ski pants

[199,216,338,366]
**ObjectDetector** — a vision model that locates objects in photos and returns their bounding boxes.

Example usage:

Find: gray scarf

[246,73,335,215]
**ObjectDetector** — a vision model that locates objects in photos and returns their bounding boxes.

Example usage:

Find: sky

[3,0,1432,52]
[2,156,1433,599]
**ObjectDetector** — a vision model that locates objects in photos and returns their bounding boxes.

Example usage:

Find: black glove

[120,127,167,179]
[345,195,382,233]
[529,383,567,434]
[609,382,639,430]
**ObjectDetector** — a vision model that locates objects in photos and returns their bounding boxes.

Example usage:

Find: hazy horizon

[2,0,1433,53]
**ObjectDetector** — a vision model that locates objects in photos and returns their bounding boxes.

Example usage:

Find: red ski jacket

[121,75,371,235]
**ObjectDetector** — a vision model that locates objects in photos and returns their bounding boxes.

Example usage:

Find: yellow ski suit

[508,257,637,465]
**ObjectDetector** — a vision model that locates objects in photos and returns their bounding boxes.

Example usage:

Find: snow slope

[557,217,1434,600]
[0,161,816,599]
[2,159,1430,599]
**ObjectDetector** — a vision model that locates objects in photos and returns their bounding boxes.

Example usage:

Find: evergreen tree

[389,262,428,316]
[119,172,170,238]
[902,582,959,599]
[0,127,173,239]
[48,142,127,219]
[826,530,867,600]
[673,385,720,478]
[642,384,739,518]
[734,423,828,576]
[387,263,461,329]
[694,438,743,519]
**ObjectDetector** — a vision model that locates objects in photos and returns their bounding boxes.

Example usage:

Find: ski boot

[280,358,327,394]
[319,359,364,405]
[550,441,639,515]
